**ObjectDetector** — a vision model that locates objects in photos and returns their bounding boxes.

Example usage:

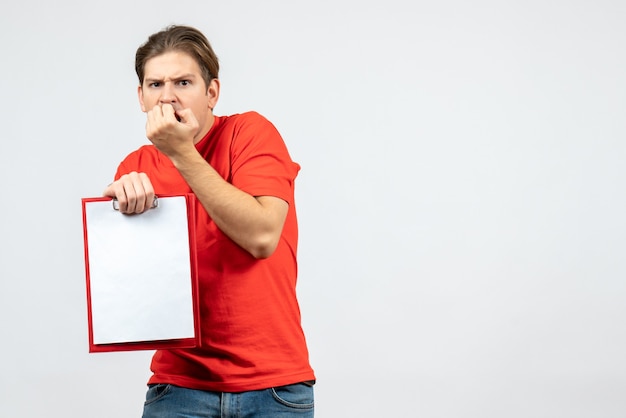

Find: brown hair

[135,25,219,87]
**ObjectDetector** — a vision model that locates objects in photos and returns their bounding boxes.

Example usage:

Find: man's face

[138,51,219,142]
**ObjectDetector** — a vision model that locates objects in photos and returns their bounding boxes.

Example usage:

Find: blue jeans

[141,382,314,418]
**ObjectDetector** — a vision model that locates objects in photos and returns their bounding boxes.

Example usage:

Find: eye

[148,82,161,88]
[179,80,190,86]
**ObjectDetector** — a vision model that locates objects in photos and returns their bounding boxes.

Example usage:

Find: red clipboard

[82,194,200,353]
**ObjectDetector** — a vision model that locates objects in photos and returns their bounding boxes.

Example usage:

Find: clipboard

[81,194,200,353]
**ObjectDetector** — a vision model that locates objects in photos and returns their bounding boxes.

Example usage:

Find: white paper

[84,196,195,345]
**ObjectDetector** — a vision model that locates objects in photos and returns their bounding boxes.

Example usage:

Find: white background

[1,1,625,417]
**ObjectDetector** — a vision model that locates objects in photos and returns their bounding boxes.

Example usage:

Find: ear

[137,85,147,112]
[206,78,220,110]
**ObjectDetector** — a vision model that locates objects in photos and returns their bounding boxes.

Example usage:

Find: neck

[194,113,215,144]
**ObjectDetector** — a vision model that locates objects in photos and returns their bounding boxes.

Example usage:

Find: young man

[103,25,315,417]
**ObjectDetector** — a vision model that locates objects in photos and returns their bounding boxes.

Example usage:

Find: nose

[159,82,177,104]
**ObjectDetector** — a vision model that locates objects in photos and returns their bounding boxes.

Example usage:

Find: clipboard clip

[112,196,159,211]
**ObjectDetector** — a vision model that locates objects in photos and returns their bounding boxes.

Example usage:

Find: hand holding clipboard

[81,194,200,352]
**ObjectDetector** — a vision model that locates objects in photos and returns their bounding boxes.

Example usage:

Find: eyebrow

[144,73,197,84]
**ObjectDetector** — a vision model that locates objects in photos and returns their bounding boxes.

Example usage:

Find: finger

[138,172,156,211]
[128,171,151,213]
[146,106,166,141]
[103,182,116,198]
[161,104,183,126]
[114,172,151,214]
[147,104,164,124]
[161,103,176,119]
[119,173,139,213]
[176,108,199,130]
[175,108,189,123]
[127,172,156,214]
[150,103,164,117]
